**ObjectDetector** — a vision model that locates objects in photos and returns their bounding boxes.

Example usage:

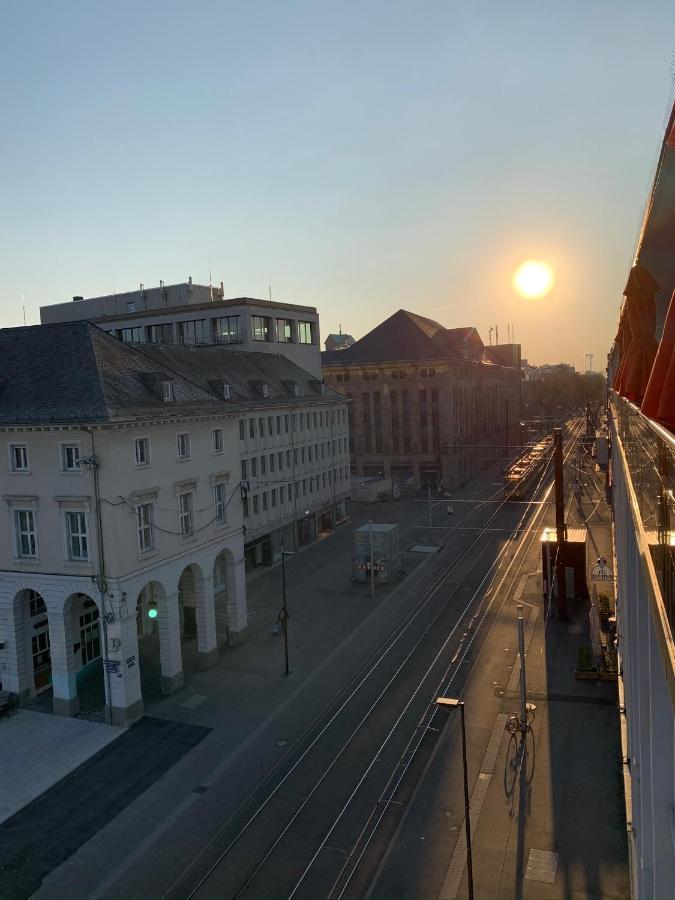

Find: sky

[2,1,675,370]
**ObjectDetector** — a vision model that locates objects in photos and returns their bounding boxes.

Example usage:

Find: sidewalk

[446,458,629,899]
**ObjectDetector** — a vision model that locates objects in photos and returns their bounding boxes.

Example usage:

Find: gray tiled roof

[0,323,341,427]
[321,309,485,366]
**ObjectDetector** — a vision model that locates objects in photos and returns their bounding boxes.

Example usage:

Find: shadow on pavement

[0,717,210,900]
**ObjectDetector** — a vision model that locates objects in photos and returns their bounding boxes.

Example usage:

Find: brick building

[322,310,522,489]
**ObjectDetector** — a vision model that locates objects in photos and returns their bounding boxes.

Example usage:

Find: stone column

[49,598,80,717]
[196,574,218,669]
[159,589,184,694]
[105,596,144,726]
[226,555,248,646]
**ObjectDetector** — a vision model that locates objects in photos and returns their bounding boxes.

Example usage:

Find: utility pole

[517,603,527,731]
[427,484,433,544]
[280,542,293,676]
[369,519,375,600]
[553,427,567,619]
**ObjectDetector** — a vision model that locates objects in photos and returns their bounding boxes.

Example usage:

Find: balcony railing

[612,392,674,630]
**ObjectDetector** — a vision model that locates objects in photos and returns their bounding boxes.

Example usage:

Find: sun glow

[513,260,554,299]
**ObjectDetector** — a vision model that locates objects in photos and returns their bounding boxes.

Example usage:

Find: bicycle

[505,702,536,735]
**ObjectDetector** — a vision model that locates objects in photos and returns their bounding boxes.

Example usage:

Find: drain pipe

[82,428,113,725]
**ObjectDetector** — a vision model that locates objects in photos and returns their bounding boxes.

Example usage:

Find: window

[251,315,271,342]
[214,315,241,343]
[66,511,88,561]
[126,300,136,313]
[253,495,259,515]
[278,451,284,469]
[163,381,176,401]
[268,416,273,434]
[9,444,28,472]
[277,318,294,342]
[179,492,194,535]
[261,455,267,475]
[262,491,268,512]
[239,420,246,441]
[241,459,248,480]
[214,482,226,525]
[285,415,290,434]
[298,321,313,344]
[15,509,36,557]
[242,493,249,517]
[259,417,265,437]
[301,446,306,463]
[276,416,281,434]
[280,485,285,503]
[313,412,318,428]
[251,457,258,477]
[80,604,101,664]
[306,413,311,430]
[177,432,190,459]
[177,319,209,345]
[120,326,144,343]
[270,453,275,472]
[134,437,150,467]
[146,323,173,344]
[249,419,255,439]
[137,502,154,552]
[287,450,291,467]
[61,444,80,472]
[29,592,46,618]
[271,488,277,508]
[213,429,224,453]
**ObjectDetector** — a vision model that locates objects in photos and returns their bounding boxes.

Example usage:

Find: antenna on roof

[209,260,213,301]
[339,323,342,335]
[268,276,272,302]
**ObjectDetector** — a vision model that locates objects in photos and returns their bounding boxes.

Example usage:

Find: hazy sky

[2,1,674,369]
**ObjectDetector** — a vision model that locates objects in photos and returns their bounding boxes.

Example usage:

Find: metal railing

[612,392,674,630]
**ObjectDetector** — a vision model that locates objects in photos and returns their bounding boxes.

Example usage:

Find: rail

[611,392,674,632]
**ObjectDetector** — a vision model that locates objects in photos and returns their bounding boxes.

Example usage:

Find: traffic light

[148,599,158,619]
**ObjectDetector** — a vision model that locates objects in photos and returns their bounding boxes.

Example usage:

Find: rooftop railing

[612,392,674,630]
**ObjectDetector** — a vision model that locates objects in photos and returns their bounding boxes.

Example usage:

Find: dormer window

[162,381,176,401]
[262,383,269,398]
[293,383,300,397]
[223,383,231,400]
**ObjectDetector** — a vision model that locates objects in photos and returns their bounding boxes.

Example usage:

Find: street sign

[591,562,613,582]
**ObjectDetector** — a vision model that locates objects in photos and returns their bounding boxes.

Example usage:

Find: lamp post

[280,542,294,677]
[436,696,474,900]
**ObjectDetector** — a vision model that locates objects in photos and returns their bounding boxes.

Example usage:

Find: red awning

[641,288,675,428]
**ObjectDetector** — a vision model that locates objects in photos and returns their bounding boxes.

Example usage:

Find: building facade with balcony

[39,278,322,377]
[608,104,675,899]
[322,309,522,489]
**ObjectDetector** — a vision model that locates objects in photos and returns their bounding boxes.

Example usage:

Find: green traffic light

[148,607,158,619]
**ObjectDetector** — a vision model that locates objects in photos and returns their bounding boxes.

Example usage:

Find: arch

[64,592,106,719]
[213,548,235,648]
[177,563,205,641]
[14,588,50,698]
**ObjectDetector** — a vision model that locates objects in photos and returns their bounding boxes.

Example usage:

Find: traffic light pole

[369,519,375,600]
[553,427,567,620]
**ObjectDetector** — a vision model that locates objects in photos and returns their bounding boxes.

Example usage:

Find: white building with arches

[0,322,248,725]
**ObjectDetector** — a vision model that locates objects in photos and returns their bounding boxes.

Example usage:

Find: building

[0,322,349,726]
[40,278,322,377]
[0,322,247,725]
[324,331,355,352]
[608,102,675,900]
[322,309,521,489]
[136,344,351,568]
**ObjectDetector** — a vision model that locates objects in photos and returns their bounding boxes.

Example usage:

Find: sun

[513,260,554,299]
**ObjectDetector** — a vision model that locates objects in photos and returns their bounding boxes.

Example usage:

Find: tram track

[171,419,583,900]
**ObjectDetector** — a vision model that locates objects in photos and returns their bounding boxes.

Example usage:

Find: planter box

[575,669,618,682]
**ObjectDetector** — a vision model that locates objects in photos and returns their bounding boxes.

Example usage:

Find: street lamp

[279,542,294,677]
[436,696,474,900]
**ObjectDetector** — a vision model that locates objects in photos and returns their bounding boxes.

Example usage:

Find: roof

[0,323,340,427]
[321,309,487,366]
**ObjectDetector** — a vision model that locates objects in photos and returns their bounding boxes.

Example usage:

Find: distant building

[322,309,521,489]
[324,332,355,352]
[40,279,322,377]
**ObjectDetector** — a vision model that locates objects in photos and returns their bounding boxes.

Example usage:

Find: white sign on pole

[591,562,613,582]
